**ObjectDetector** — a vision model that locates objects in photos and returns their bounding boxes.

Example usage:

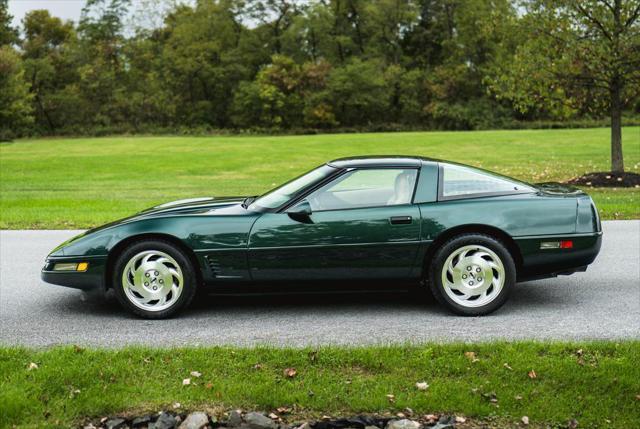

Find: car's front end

[41,195,255,292]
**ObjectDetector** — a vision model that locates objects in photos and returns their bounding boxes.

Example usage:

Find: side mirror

[287,200,313,223]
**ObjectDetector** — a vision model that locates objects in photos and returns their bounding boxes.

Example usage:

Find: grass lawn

[1,342,639,428]
[1,127,638,229]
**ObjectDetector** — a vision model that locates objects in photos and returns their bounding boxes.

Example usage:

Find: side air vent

[205,256,222,277]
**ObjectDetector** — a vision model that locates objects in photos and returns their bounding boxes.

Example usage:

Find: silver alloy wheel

[122,250,184,312]
[441,244,505,308]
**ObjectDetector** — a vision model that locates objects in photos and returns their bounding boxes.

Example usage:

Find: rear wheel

[113,240,197,319]
[428,234,515,316]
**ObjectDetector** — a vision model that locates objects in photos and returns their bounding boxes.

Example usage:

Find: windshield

[248,165,337,210]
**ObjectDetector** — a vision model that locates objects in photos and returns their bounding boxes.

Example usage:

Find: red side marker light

[560,240,573,249]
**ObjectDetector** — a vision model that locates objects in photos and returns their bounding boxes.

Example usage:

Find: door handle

[389,216,412,225]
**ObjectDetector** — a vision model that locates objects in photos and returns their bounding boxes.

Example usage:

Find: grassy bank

[1,342,639,428]
[1,127,639,228]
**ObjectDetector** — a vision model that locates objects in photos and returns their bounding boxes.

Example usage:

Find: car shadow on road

[49,278,569,320]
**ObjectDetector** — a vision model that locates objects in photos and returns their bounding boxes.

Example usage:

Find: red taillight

[560,240,573,249]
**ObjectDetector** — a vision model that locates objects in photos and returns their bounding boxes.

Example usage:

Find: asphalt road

[1,221,638,347]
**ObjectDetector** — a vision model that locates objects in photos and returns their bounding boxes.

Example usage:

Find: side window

[306,168,417,211]
[441,164,532,198]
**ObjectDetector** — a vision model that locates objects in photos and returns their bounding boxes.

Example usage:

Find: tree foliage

[489,0,640,172]
[0,46,33,139]
[0,0,638,166]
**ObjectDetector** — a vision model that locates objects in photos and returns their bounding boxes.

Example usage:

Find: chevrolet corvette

[42,156,602,318]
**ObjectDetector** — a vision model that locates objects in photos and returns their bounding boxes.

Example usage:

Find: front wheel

[428,234,515,316]
[113,239,197,319]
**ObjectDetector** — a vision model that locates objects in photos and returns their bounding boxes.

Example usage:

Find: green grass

[1,343,638,428]
[1,127,639,229]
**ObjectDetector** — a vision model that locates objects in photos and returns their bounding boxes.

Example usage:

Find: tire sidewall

[429,234,515,316]
[113,240,197,319]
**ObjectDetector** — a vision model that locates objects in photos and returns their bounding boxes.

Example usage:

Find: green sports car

[42,156,602,318]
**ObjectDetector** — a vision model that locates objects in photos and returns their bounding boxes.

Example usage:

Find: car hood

[138,196,249,216]
[79,196,251,240]
[48,196,255,256]
[50,197,255,256]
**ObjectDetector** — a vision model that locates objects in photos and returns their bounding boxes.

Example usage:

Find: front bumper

[41,256,108,291]
[516,231,602,281]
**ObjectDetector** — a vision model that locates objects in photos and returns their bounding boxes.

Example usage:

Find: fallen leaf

[182,378,191,386]
[464,351,479,362]
[528,370,537,379]
[276,407,291,414]
[284,368,297,378]
[415,381,429,391]
[521,416,529,425]
[636,394,640,401]
[268,413,279,420]
[27,362,38,371]
[503,363,513,370]
[455,416,466,424]
[253,363,263,370]
[482,392,498,403]
[205,383,214,390]
[173,402,181,409]
[386,394,395,403]
[515,395,523,400]
[396,412,406,418]
[190,371,202,378]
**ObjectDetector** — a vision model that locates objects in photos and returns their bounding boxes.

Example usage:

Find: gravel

[1,221,638,347]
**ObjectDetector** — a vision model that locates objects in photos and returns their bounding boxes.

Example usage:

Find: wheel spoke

[168,268,181,281]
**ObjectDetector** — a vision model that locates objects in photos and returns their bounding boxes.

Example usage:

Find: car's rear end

[515,183,602,281]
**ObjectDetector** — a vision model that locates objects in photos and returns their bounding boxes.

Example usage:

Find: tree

[21,10,77,132]
[0,0,18,45]
[326,59,390,126]
[161,0,256,127]
[491,0,640,173]
[0,46,33,139]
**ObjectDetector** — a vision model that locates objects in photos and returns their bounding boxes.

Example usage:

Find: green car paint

[42,157,602,291]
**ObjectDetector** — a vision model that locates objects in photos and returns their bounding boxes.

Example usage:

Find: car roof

[327,155,438,168]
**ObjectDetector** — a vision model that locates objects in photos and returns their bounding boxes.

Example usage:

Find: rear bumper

[41,256,107,291]
[515,232,602,281]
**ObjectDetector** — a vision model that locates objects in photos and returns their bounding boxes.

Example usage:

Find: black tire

[428,233,515,316]
[113,239,197,319]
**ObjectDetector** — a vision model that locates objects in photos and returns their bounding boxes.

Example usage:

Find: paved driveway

[1,221,638,347]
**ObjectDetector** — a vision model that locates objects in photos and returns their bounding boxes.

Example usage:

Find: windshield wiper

[241,196,257,209]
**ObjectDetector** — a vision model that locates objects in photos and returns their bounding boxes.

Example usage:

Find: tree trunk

[610,80,624,173]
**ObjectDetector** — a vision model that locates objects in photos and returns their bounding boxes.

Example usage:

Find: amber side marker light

[540,240,573,250]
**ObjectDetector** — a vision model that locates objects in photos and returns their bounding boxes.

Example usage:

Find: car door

[247,168,422,281]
